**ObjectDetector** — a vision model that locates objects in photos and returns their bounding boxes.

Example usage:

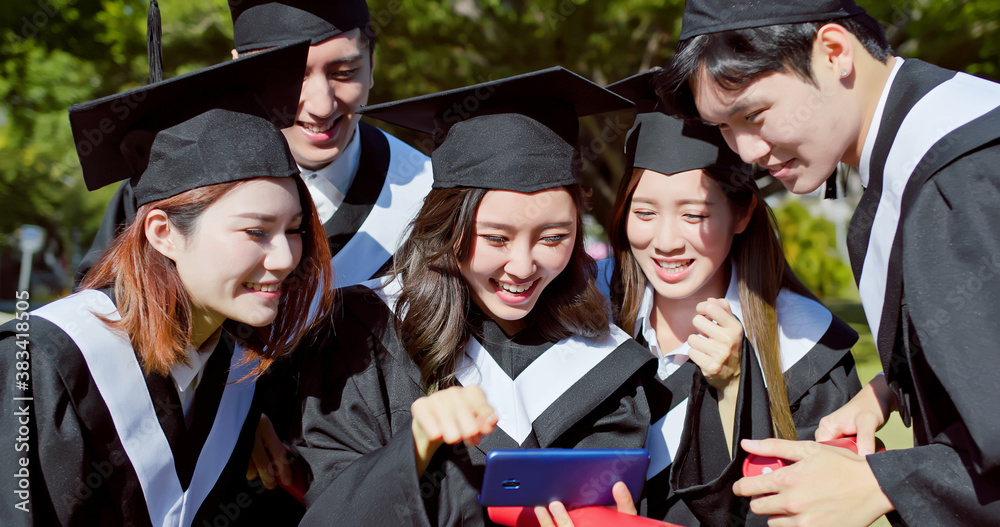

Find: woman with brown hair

[294,68,656,526]
[601,70,861,526]
[0,43,333,527]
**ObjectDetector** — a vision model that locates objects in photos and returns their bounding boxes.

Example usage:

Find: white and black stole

[34,290,256,527]
[329,124,433,287]
[847,59,1000,373]
[642,267,833,480]
[372,276,646,449]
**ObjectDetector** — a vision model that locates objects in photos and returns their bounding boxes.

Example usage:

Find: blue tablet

[478,449,650,508]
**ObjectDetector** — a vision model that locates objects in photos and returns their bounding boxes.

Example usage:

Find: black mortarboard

[608,69,748,178]
[229,0,371,53]
[679,0,867,41]
[359,67,633,192]
[69,41,309,207]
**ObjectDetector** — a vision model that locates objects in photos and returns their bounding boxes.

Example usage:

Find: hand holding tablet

[479,449,649,508]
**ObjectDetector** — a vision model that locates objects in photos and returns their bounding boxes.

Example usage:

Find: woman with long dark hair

[295,68,656,526]
[0,44,334,526]
[601,70,861,526]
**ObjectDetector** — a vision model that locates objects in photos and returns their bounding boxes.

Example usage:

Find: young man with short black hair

[658,1,1000,524]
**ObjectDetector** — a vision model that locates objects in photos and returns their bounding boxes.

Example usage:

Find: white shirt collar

[859,57,905,187]
[298,124,363,221]
[638,264,744,380]
[169,329,222,426]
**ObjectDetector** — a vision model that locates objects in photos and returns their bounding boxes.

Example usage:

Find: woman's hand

[687,298,743,453]
[246,414,308,501]
[686,298,743,392]
[815,374,896,455]
[411,385,497,476]
[533,481,637,527]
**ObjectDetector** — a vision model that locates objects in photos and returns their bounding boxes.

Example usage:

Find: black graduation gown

[75,121,433,288]
[596,260,860,526]
[294,282,656,526]
[225,123,433,526]
[0,289,263,526]
[847,58,1000,525]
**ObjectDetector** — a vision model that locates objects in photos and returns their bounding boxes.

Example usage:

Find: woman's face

[459,188,577,335]
[167,177,305,332]
[626,169,750,303]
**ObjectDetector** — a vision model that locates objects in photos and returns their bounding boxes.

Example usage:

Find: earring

[840,70,848,77]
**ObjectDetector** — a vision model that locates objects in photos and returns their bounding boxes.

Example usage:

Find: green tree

[0,0,232,291]
[2,0,997,291]
[774,199,856,300]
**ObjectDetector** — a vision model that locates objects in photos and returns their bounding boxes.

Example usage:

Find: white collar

[637,265,745,379]
[638,264,744,351]
[637,263,831,381]
[298,123,363,196]
[169,329,222,396]
[859,57,905,187]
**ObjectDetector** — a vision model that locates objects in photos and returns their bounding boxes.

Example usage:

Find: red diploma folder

[487,506,682,526]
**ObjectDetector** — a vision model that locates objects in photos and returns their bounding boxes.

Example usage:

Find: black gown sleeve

[789,351,860,440]
[867,145,1000,524]
[668,339,768,526]
[669,321,860,526]
[75,181,137,288]
[295,305,432,527]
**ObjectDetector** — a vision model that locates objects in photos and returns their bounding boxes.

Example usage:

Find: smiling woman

[601,69,860,527]
[460,189,578,335]
[0,42,334,527]
[293,67,656,527]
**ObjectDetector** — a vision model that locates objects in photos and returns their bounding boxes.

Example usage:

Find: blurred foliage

[2,0,998,290]
[774,200,857,300]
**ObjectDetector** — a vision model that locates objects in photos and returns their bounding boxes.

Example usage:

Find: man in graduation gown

[77,0,433,288]
[223,3,434,522]
[75,1,433,521]
[656,0,1000,524]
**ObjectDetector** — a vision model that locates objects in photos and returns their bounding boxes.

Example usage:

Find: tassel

[147,0,164,83]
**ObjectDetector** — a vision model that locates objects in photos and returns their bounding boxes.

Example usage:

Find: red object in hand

[487,506,680,527]
[742,436,885,478]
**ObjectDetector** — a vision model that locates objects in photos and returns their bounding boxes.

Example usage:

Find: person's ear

[145,209,182,260]
[815,23,855,80]
[734,195,756,235]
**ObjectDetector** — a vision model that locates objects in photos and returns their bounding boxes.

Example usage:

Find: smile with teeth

[299,117,339,134]
[768,160,790,173]
[496,279,536,294]
[657,260,691,273]
[244,282,280,292]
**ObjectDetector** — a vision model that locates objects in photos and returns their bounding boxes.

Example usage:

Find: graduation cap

[360,67,633,192]
[229,0,371,53]
[679,0,867,41]
[607,69,749,178]
[69,41,309,207]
